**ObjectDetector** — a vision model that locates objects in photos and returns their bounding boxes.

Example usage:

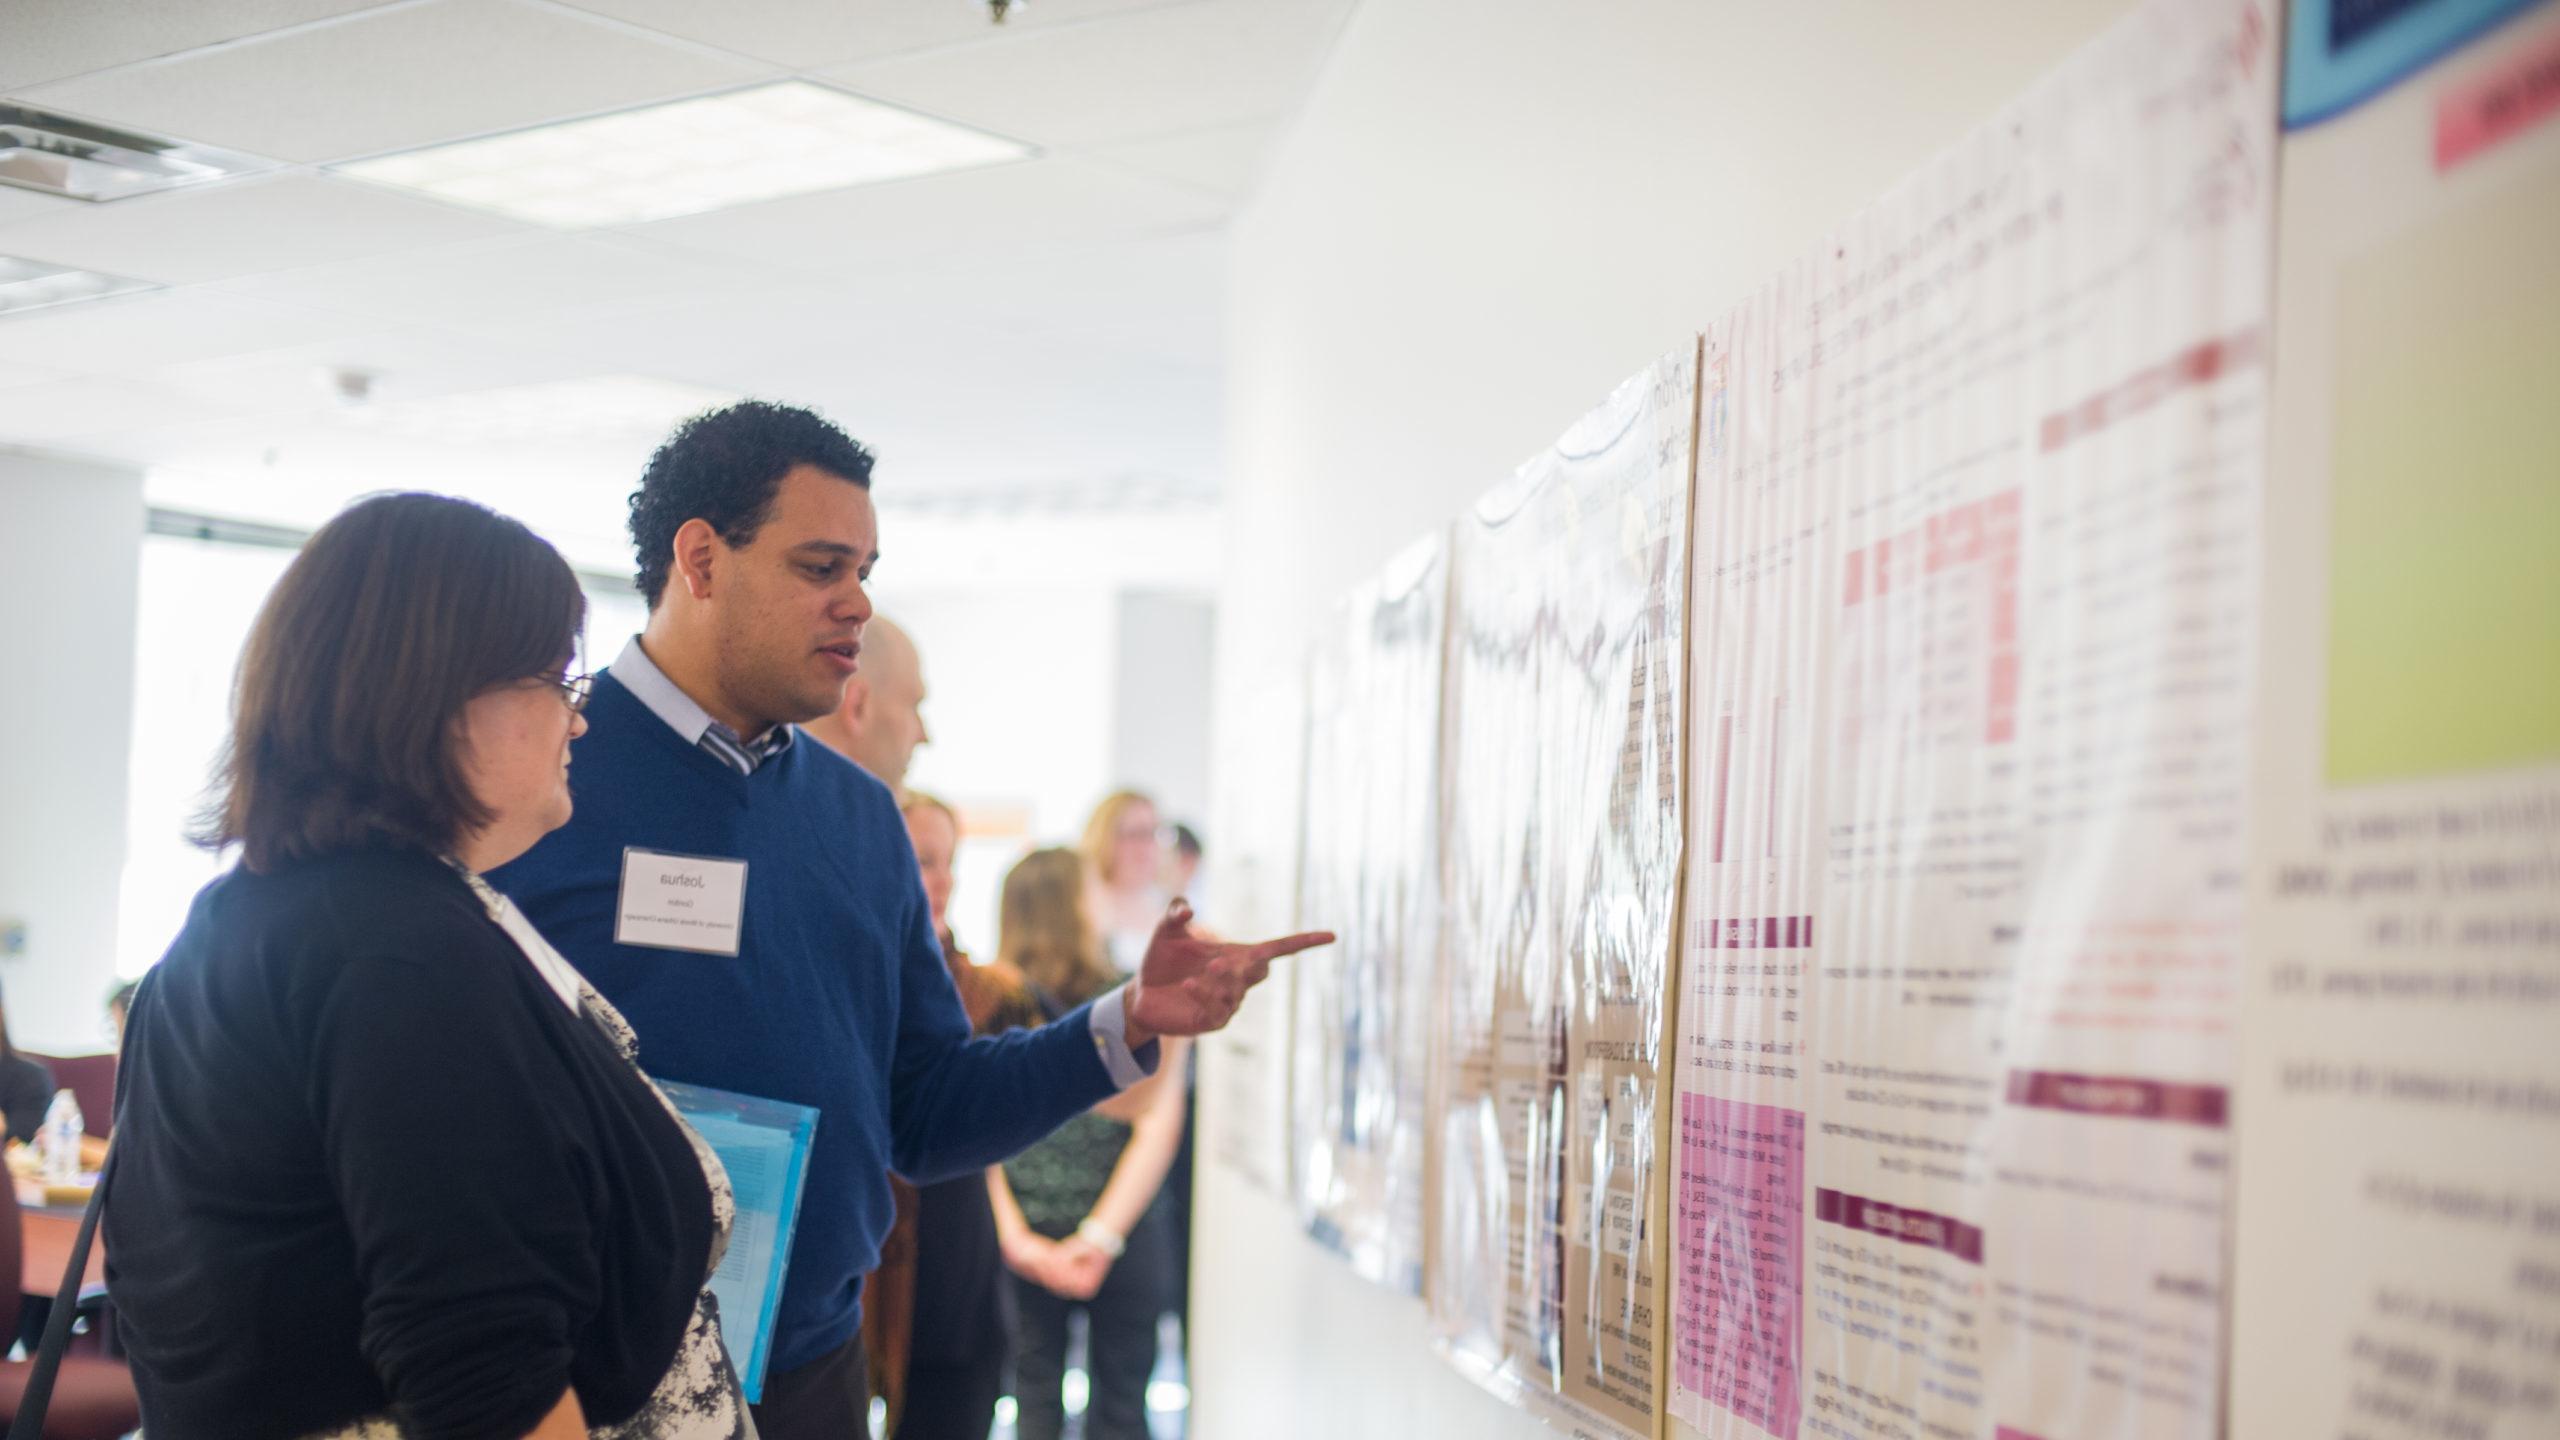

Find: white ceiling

[0,0,1354,564]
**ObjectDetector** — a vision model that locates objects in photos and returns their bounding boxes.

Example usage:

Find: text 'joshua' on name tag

[616,847,749,956]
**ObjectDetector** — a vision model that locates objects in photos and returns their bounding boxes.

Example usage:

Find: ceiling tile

[543,293,1221,491]
[839,232,1224,367]
[0,376,239,444]
[1088,122,1275,200]
[457,283,961,382]
[18,0,771,164]
[625,155,1225,277]
[0,359,71,391]
[0,0,397,91]
[0,186,83,228]
[139,324,596,414]
[208,233,757,331]
[553,0,1179,71]
[0,175,523,285]
[824,0,1350,149]
[0,288,362,373]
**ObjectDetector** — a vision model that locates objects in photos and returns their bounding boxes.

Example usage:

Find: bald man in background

[805,613,974,1434]
[803,614,930,790]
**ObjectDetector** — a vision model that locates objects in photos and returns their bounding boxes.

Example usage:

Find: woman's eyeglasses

[545,672,594,712]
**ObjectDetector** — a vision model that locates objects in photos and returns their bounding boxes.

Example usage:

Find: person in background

[489,402,1329,1440]
[107,980,140,1046]
[0,984,57,1145]
[1081,790,1169,973]
[864,793,1041,1440]
[798,613,930,792]
[799,615,975,1435]
[988,849,1187,1440]
[1164,823,1204,905]
[105,492,752,1439]
[1156,819,1207,1353]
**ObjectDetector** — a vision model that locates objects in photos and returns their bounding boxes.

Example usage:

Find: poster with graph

[2234,5,2560,1437]
[1666,0,2277,1436]
[1428,348,1693,1440]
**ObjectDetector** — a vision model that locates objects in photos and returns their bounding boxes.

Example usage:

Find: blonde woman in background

[1080,791,1169,974]
[987,848,1186,1440]
[1081,791,1211,1357]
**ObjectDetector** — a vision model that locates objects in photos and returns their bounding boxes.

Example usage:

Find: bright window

[115,527,646,977]
[115,533,296,978]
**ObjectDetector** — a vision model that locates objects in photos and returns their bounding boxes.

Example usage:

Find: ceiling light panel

[333,82,1030,228]
[0,105,274,202]
[353,375,737,444]
[0,256,157,318]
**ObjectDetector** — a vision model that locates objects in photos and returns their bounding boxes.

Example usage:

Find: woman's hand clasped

[1001,1228,1116,1298]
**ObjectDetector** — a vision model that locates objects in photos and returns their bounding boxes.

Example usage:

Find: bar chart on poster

[1666,0,2275,1436]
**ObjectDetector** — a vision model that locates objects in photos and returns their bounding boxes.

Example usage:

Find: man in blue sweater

[492,401,1330,1440]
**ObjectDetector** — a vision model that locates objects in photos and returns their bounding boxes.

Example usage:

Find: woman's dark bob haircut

[198,492,585,872]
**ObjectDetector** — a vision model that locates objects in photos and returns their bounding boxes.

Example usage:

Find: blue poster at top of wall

[2284,0,2545,125]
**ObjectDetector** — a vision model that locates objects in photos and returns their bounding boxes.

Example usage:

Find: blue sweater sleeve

[881,832,1122,1186]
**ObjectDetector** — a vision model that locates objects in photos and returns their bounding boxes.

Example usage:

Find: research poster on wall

[1666,0,2275,1436]
[1291,534,1447,1294]
[1204,674,1309,1195]
[2233,3,2560,1437]
[1429,350,1694,1440]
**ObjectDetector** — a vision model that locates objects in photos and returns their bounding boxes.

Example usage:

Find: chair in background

[17,1056,115,1138]
[0,1184,139,1438]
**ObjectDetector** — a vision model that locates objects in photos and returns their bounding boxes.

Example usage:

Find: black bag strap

[8,1149,113,1440]
[13,967,141,1440]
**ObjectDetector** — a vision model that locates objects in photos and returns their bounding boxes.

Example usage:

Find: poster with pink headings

[1666,0,2277,1436]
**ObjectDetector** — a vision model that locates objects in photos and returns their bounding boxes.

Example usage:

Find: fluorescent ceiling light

[333,81,1030,228]
[0,105,273,202]
[0,256,158,318]
[352,375,737,444]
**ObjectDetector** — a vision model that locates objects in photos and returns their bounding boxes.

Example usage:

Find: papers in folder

[657,1080,819,1403]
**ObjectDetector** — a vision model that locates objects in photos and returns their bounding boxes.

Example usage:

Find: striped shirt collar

[609,634,795,775]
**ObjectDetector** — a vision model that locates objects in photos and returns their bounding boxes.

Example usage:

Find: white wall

[1110,591,1217,830]
[891,584,1123,957]
[1200,3,2139,1437]
[890,578,1219,956]
[0,449,143,1055]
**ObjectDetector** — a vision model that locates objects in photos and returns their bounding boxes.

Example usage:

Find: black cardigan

[104,847,714,1440]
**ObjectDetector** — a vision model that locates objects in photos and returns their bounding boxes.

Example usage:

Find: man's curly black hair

[628,400,876,608]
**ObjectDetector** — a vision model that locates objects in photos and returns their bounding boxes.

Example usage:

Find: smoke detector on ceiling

[323,368,378,409]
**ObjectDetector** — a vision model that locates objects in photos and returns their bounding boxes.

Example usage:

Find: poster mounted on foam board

[1292,532,1447,1295]
[2234,5,2560,1437]
[1665,0,2276,1435]
[1428,348,1695,1440]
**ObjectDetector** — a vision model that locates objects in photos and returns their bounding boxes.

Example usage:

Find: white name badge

[616,847,748,956]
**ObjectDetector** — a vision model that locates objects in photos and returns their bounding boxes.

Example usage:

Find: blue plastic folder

[656,1080,820,1403]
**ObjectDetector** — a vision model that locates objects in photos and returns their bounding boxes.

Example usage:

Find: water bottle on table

[39,1088,82,1185]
